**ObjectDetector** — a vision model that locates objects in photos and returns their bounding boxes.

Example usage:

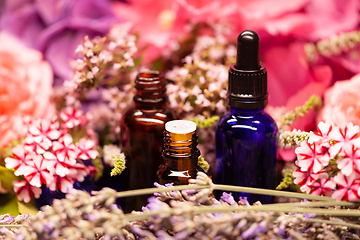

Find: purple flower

[220,192,237,206]
[0,0,116,82]
[239,196,251,206]
[0,215,14,224]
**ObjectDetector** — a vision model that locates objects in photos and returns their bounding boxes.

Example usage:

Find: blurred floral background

[1,0,360,217]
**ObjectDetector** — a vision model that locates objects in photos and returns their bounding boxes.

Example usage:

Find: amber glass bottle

[120,71,176,212]
[157,120,203,185]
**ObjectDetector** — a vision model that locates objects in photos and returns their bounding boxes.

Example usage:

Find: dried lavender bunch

[4,173,360,240]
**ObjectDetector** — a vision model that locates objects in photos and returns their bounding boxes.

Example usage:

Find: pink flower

[308,121,333,144]
[12,180,42,203]
[60,106,83,129]
[112,0,244,63]
[318,74,360,129]
[295,142,330,173]
[52,134,77,163]
[308,173,336,197]
[336,143,360,176]
[0,32,54,148]
[48,176,74,193]
[75,138,99,160]
[5,145,34,171]
[112,0,181,63]
[332,172,360,201]
[264,42,332,131]
[24,118,61,154]
[43,152,72,177]
[23,155,53,188]
[258,0,359,41]
[293,169,321,194]
[28,118,60,145]
[328,122,360,158]
[68,163,89,182]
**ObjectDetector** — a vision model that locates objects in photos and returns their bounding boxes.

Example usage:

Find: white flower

[99,50,113,63]
[86,71,94,80]
[192,85,202,96]
[103,144,122,166]
[183,102,193,112]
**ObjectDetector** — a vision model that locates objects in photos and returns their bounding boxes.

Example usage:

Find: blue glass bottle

[215,30,277,204]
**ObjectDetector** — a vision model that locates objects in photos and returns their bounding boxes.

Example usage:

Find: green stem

[115,185,209,198]
[116,183,350,203]
[212,184,334,201]
[124,201,359,222]
[304,218,360,230]
[0,224,23,229]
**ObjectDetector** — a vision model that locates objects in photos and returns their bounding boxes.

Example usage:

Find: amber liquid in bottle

[120,71,176,212]
[157,120,203,185]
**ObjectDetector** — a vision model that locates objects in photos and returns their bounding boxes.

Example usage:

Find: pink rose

[264,41,332,131]
[317,73,360,128]
[0,32,54,147]
[112,0,245,63]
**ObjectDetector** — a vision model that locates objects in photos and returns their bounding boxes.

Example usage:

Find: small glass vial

[157,120,203,185]
[120,71,176,212]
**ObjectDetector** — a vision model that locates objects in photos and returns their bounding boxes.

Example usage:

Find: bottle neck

[230,107,265,115]
[134,71,167,108]
[162,130,200,170]
[134,96,168,109]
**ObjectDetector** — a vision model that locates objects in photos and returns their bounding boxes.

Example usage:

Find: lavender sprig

[5,172,360,240]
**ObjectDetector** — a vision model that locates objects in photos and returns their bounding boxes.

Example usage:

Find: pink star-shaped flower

[24,119,60,154]
[337,143,360,176]
[13,180,42,203]
[48,175,74,193]
[329,122,360,158]
[295,142,330,173]
[332,172,360,201]
[60,106,83,129]
[43,151,75,177]
[308,173,336,197]
[5,145,34,171]
[293,169,321,194]
[308,121,333,144]
[68,163,89,182]
[23,135,51,155]
[76,138,99,160]
[23,154,53,188]
[52,134,77,163]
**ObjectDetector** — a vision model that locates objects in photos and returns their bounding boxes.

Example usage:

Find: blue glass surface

[215,107,278,204]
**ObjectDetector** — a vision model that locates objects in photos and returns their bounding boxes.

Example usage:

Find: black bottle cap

[228,30,268,109]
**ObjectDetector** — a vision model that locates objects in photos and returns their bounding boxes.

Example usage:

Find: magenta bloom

[332,172,360,201]
[0,0,116,81]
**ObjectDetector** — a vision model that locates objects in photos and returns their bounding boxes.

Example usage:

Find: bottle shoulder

[217,110,278,133]
[122,105,177,126]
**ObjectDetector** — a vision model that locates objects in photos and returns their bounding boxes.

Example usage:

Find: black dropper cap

[228,30,267,109]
